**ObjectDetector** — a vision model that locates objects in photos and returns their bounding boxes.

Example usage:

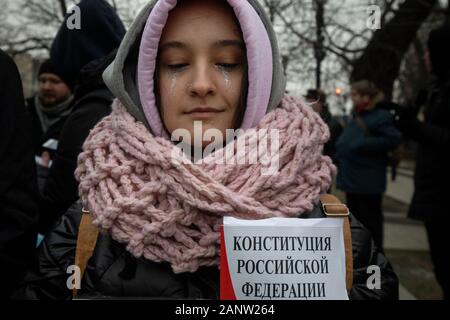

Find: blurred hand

[40,151,51,168]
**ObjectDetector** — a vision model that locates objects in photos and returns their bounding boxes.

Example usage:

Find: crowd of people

[0,0,449,300]
[305,21,450,300]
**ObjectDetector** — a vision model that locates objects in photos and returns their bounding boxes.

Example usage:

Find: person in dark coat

[37,0,126,234]
[27,59,73,157]
[335,80,402,249]
[50,0,126,92]
[397,24,450,300]
[26,60,73,192]
[0,49,39,298]
[38,53,117,233]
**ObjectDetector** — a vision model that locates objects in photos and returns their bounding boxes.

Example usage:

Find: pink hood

[103,0,286,136]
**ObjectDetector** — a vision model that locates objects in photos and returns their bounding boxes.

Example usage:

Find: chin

[42,100,56,107]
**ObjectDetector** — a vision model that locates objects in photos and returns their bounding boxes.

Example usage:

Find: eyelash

[217,63,240,70]
[166,63,240,71]
[167,63,188,70]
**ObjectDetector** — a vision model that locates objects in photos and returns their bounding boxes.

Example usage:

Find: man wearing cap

[26,59,73,167]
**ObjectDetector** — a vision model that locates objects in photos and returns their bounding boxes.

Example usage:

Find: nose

[41,81,52,91]
[189,63,216,97]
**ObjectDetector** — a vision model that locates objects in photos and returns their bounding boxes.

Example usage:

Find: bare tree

[265,0,367,97]
[0,0,76,56]
[314,0,326,88]
[351,0,438,99]
[394,1,449,105]
[263,0,446,107]
[58,0,68,19]
[1,0,447,109]
[0,0,147,56]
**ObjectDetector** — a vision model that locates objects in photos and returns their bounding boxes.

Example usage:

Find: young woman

[335,80,402,249]
[14,0,398,300]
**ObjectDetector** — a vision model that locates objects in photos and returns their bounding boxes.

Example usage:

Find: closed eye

[167,63,188,70]
[216,63,240,70]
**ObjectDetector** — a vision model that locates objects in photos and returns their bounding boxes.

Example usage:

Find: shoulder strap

[73,208,99,299]
[319,194,353,292]
[354,116,371,137]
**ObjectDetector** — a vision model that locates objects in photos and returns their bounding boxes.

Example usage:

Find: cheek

[56,85,67,95]
[159,72,183,103]
[217,74,244,131]
[158,73,183,132]
[219,72,243,112]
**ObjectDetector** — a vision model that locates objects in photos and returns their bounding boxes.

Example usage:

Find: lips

[184,107,224,119]
[184,107,223,114]
[41,93,56,98]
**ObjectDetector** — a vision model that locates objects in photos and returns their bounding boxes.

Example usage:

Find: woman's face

[350,90,369,107]
[157,0,246,147]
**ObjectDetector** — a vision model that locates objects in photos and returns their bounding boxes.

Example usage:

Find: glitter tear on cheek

[221,70,230,88]
[170,74,177,93]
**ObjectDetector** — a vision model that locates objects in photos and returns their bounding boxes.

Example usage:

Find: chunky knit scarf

[75,95,336,273]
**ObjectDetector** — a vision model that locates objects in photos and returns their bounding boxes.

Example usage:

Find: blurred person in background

[26,59,73,191]
[397,23,450,300]
[335,80,401,249]
[37,0,126,234]
[0,49,38,299]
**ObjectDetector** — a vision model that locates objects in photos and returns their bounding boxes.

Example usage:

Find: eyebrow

[159,39,245,52]
[213,40,245,50]
[159,41,187,52]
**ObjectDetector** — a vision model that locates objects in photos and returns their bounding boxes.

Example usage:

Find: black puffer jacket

[13,201,399,300]
[0,49,39,299]
[38,55,115,234]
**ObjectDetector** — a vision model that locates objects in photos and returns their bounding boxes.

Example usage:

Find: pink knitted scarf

[75,95,336,273]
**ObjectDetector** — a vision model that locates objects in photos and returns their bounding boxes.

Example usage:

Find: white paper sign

[42,138,59,150]
[222,217,349,300]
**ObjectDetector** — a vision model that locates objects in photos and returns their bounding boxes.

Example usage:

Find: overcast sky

[2,0,448,113]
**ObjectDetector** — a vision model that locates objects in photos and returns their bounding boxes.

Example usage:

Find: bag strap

[319,194,353,292]
[354,116,371,137]
[73,208,99,299]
